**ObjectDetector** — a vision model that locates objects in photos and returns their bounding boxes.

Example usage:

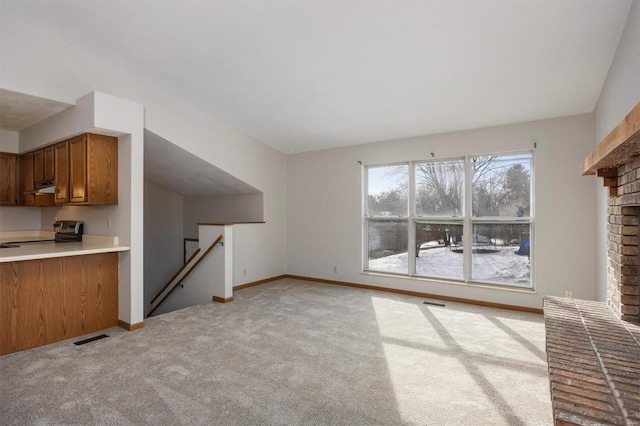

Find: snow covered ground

[368,245,530,285]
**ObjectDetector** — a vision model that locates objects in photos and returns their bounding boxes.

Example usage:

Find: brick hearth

[544,296,640,425]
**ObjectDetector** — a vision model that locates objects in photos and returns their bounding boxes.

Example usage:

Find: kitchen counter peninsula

[0,234,129,262]
[0,241,129,262]
[0,234,129,355]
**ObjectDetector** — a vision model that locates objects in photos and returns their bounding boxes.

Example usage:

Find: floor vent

[74,334,109,346]
[423,301,446,307]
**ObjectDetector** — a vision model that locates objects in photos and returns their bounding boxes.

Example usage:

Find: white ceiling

[144,130,259,196]
[0,89,72,131]
[2,0,633,153]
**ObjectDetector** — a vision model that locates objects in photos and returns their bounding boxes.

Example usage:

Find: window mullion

[408,162,416,275]
[463,156,472,282]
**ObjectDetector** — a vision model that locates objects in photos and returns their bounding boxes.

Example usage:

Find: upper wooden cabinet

[69,135,87,203]
[33,146,55,183]
[9,133,117,207]
[54,141,70,204]
[20,152,34,206]
[44,146,55,181]
[19,150,55,207]
[33,149,44,182]
[67,133,118,205]
[0,153,19,206]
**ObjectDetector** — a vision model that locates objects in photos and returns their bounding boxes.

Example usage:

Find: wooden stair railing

[150,248,202,305]
[147,234,224,318]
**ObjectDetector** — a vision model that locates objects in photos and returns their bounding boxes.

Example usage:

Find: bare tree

[415,160,464,216]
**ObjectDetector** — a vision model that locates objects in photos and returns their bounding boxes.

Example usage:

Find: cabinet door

[0,253,119,355]
[33,149,44,182]
[54,141,70,204]
[43,145,55,181]
[69,135,87,203]
[20,152,34,206]
[86,133,118,205]
[0,153,18,205]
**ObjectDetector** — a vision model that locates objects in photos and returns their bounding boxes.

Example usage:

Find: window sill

[361,270,537,294]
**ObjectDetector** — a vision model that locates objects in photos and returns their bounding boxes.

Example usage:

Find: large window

[364,152,533,289]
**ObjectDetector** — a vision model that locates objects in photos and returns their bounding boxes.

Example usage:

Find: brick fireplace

[543,103,640,426]
[583,102,640,324]
[606,157,640,323]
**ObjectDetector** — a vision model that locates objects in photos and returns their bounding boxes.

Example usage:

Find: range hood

[24,181,55,195]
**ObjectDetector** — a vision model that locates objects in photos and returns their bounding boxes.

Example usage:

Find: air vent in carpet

[74,334,109,346]
[423,301,446,307]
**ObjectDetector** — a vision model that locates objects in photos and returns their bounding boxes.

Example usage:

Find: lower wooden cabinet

[0,252,118,355]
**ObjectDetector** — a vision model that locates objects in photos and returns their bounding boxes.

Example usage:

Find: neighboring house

[497,198,525,217]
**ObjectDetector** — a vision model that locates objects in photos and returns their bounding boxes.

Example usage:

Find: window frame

[363,150,534,290]
[363,161,410,275]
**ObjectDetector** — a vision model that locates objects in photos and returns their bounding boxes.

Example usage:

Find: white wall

[183,193,264,238]
[232,223,280,286]
[1,13,288,286]
[143,181,184,316]
[594,0,640,302]
[287,114,596,310]
[0,130,19,153]
[40,205,119,236]
[0,208,41,231]
[182,195,278,287]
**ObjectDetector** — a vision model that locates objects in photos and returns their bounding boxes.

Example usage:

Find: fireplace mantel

[582,102,640,177]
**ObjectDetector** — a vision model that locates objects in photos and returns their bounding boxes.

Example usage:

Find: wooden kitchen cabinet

[54,140,70,204]
[44,145,55,181]
[67,133,118,205]
[20,152,34,206]
[34,146,55,183]
[12,132,117,207]
[20,150,55,207]
[33,149,43,182]
[0,252,119,355]
[0,153,19,206]
[69,134,87,203]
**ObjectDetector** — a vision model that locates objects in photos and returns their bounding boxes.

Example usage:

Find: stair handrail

[147,234,224,318]
[150,248,202,304]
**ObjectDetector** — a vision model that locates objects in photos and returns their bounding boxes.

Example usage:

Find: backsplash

[40,205,120,238]
[0,207,41,231]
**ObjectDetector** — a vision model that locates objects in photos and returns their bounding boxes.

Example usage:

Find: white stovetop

[0,230,129,263]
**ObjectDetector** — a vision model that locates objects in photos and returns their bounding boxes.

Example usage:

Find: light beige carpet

[0,278,552,425]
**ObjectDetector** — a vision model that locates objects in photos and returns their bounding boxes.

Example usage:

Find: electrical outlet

[333,266,338,273]
[564,290,573,298]
[107,218,112,229]
[243,268,247,276]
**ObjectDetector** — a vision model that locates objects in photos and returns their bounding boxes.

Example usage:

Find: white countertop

[0,231,129,263]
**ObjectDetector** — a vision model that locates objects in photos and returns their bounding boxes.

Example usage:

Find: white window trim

[363,150,534,290]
